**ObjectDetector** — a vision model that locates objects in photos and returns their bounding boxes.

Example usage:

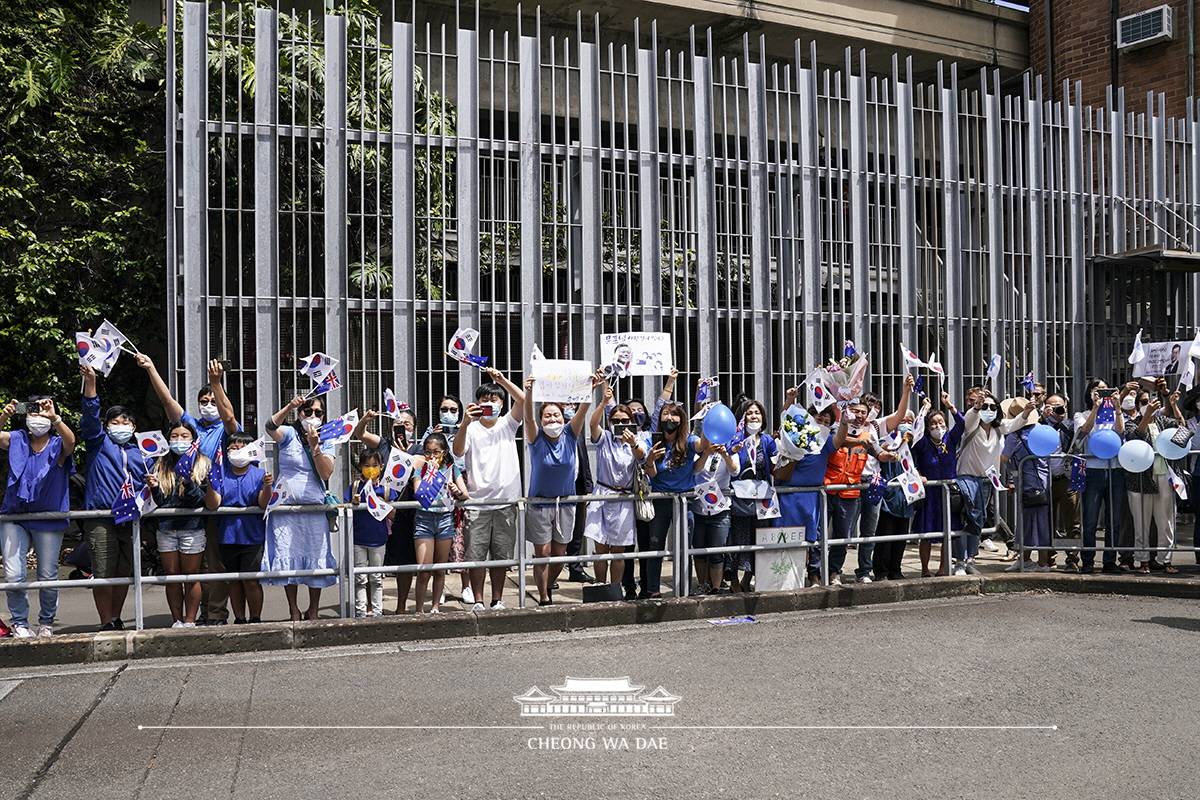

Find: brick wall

[1029,0,1196,115]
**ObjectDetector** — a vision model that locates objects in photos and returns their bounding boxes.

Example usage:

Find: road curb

[2,573,1196,667]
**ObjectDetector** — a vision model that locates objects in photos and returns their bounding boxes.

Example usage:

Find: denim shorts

[414,511,455,541]
[157,528,206,555]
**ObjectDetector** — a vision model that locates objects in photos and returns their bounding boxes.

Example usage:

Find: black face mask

[633,411,647,426]
[661,420,680,434]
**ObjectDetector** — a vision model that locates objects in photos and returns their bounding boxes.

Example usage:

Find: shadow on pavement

[1133,616,1200,633]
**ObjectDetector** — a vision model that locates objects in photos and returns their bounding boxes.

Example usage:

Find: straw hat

[1000,396,1040,426]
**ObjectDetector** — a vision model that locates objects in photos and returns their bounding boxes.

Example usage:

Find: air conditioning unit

[1116,5,1174,51]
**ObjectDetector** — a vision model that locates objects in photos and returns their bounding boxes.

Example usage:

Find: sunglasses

[980,403,998,411]
[299,407,325,418]
[1048,405,1066,413]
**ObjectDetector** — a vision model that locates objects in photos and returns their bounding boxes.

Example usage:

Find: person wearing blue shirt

[644,401,699,599]
[774,395,838,585]
[204,432,270,624]
[80,364,149,632]
[0,396,76,638]
[522,373,598,606]
[136,354,241,625]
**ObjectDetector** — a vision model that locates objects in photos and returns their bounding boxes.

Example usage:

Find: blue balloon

[1155,427,1191,460]
[1026,424,1061,457]
[1088,429,1121,460]
[702,403,738,446]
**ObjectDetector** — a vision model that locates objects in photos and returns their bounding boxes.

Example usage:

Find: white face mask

[227,449,252,469]
[108,424,134,444]
[486,401,503,417]
[745,420,763,434]
[866,408,879,422]
[169,440,191,455]
[301,416,321,432]
[542,422,564,439]
[979,410,997,424]
[198,402,220,422]
[25,416,52,437]
[439,411,459,425]
[929,426,946,442]
[1120,396,1136,411]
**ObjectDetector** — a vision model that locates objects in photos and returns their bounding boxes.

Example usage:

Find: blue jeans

[1082,469,1127,568]
[692,511,731,566]
[955,476,990,562]
[855,499,880,579]
[827,495,861,577]
[1,523,66,627]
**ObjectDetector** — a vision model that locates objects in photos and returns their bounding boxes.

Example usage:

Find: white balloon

[1154,427,1192,460]
[1118,440,1155,473]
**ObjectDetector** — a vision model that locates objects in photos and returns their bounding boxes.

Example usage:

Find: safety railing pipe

[941,481,953,576]
[676,494,688,598]
[133,518,145,631]
[819,489,830,588]
[517,498,527,610]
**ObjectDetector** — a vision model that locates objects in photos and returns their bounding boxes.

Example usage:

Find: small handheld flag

[174,440,200,480]
[865,473,887,505]
[695,377,718,407]
[1096,398,1116,428]
[237,437,269,464]
[382,388,402,418]
[75,332,120,376]
[361,480,394,521]
[914,376,927,401]
[447,327,489,368]
[900,474,926,504]
[1189,330,1200,361]
[263,482,289,519]
[136,431,170,459]
[1128,329,1146,366]
[808,380,835,412]
[985,353,1003,382]
[1020,371,1036,394]
[112,474,141,525]
[383,448,415,489]
[985,464,1006,492]
[1181,359,1196,392]
[756,488,781,520]
[926,351,945,379]
[304,370,342,400]
[1069,456,1087,493]
[843,340,858,359]
[1168,466,1189,501]
[900,343,926,372]
[318,409,360,446]
[695,479,731,514]
[298,352,338,383]
[414,465,449,510]
[94,320,137,355]
[135,483,158,517]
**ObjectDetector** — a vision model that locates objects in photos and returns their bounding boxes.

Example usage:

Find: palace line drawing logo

[514,677,681,717]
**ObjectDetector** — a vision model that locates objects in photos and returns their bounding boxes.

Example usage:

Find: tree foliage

[0,1,166,414]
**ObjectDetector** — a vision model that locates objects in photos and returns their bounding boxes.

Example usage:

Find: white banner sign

[531,359,595,403]
[599,332,673,376]
[754,527,806,592]
[1132,340,1190,378]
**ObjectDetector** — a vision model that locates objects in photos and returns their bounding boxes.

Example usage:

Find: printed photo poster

[600,332,673,377]
[755,526,806,592]
[1131,339,1191,378]
[531,359,595,403]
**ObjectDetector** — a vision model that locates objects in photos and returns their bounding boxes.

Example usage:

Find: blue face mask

[897,423,914,438]
[107,424,133,445]
[563,407,576,421]
[169,440,191,455]
[439,410,459,426]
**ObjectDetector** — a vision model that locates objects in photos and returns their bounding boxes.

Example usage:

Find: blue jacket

[81,395,149,510]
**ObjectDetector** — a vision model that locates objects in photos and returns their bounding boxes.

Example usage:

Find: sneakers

[830,574,843,586]
[490,600,506,611]
[429,608,442,614]
[964,561,980,576]
[981,539,1000,553]
[181,622,197,628]
[856,575,873,584]
[171,620,186,628]
[12,624,33,639]
[36,625,53,638]
[952,565,968,576]
[471,602,485,612]
[461,586,475,605]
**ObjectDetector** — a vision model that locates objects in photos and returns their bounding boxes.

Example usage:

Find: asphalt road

[3,593,1200,799]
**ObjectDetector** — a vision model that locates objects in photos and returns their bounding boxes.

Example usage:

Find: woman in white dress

[583,384,647,587]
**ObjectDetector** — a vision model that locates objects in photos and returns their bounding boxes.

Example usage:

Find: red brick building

[1030,0,1197,114]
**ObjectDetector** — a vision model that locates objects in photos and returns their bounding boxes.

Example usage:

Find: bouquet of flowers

[777,404,829,460]
[807,340,870,411]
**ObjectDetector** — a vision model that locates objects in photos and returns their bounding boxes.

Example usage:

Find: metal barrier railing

[1012,450,1197,571]
[0,463,1126,633]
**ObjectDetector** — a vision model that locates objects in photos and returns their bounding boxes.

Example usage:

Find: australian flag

[175,440,200,480]
[414,465,449,510]
[914,375,927,400]
[208,447,225,496]
[1021,371,1036,394]
[112,475,140,525]
[1096,398,1116,428]
[843,339,858,359]
[1069,456,1087,493]
[865,472,887,505]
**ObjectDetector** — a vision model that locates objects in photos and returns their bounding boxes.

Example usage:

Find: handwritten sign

[531,359,594,403]
[600,332,673,376]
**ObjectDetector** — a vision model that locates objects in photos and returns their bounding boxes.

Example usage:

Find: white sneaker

[171,620,185,628]
[181,622,196,628]
[490,600,506,611]
[429,608,442,614]
[461,586,475,605]
[856,575,873,584]
[830,574,843,586]
[982,539,1000,553]
[12,624,33,638]
[36,625,53,638]
[471,602,485,612]
[952,566,968,576]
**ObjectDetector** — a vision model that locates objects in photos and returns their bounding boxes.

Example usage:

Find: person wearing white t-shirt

[453,367,527,611]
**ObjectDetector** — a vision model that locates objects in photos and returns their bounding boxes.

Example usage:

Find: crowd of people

[1,354,1197,637]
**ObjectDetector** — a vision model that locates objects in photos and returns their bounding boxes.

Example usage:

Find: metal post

[254,8,280,428]
[675,494,688,597]
[939,63,964,402]
[580,40,602,367]
[181,2,208,403]
[637,43,663,346]
[983,70,1005,395]
[1026,76,1047,383]
[897,58,917,351]
[392,21,416,399]
[797,43,820,370]
[1067,81,1086,404]
[459,29,482,396]
[941,482,953,576]
[848,53,870,352]
[519,35,541,370]
[747,43,772,398]
[517,499,527,609]
[819,489,830,587]
[339,506,352,618]
[693,48,718,380]
[1016,462,1026,571]
[132,518,144,631]
[323,13,348,418]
